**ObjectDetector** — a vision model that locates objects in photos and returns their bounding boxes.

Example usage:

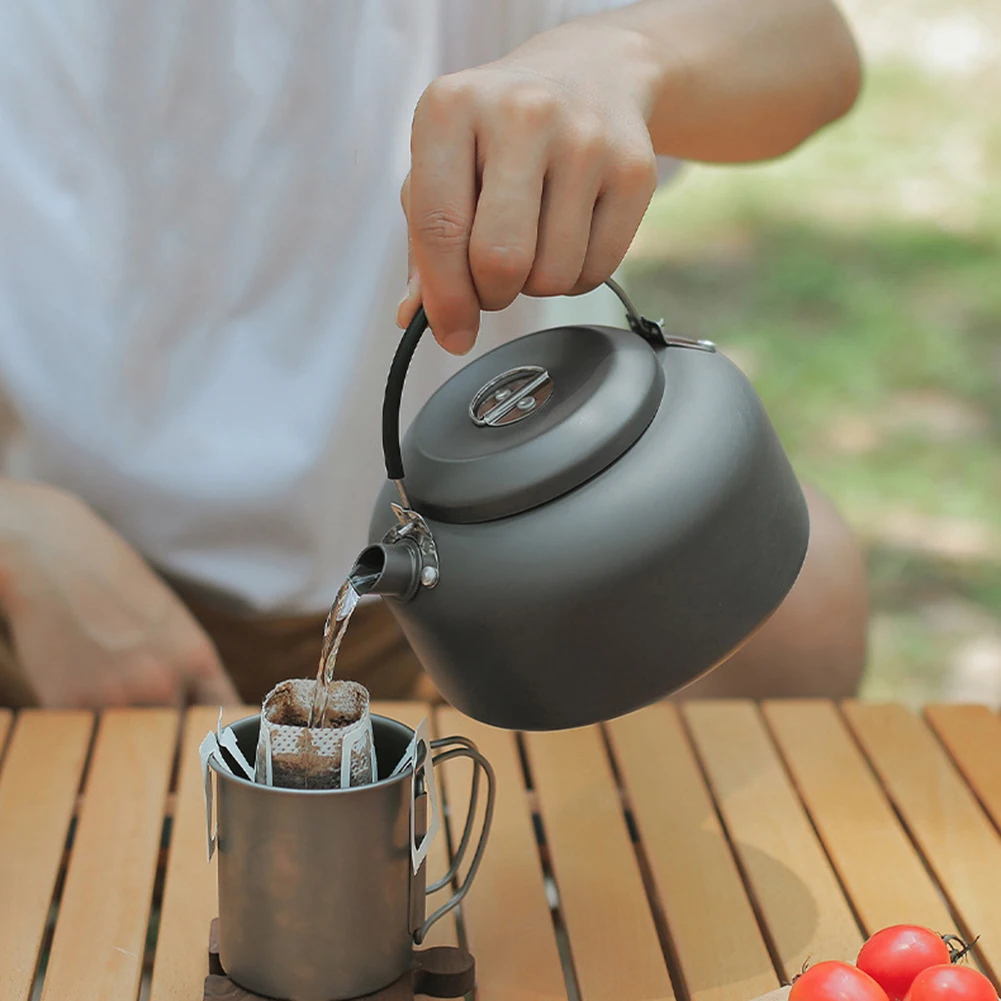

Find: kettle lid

[401,324,665,524]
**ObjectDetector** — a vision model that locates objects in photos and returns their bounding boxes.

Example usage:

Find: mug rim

[208,712,419,795]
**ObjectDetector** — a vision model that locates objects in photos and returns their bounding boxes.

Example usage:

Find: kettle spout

[349,542,420,602]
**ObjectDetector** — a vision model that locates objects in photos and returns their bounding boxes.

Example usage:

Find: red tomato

[857,925,952,1001]
[905,965,997,1001]
[790,961,889,1001]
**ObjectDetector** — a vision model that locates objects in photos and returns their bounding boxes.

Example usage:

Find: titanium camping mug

[207,713,494,1001]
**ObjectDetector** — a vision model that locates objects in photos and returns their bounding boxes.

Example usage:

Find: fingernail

[396,278,420,328]
[396,288,414,328]
[442,330,476,356]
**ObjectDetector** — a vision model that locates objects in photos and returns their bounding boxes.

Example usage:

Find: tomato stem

[790,958,813,984]
[942,933,978,963]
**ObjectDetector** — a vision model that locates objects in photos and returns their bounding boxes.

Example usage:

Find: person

[0,0,865,710]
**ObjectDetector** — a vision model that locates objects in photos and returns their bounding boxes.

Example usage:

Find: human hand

[0,480,240,708]
[397,24,659,354]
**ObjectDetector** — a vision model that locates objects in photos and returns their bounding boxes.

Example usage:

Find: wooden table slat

[764,701,972,947]
[40,708,179,1001]
[373,701,457,949]
[844,702,1001,980]
[149,705,254,1001]
[437,708,569,1001]
[608,704,779,1001]
[524,725,675,1001]
[0,710,93,1001]
[684,701,863,980]
[925,705,1001,834]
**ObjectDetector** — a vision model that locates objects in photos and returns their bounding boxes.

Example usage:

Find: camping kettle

[352,280,809,731]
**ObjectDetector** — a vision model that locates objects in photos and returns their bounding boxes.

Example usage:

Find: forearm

[517,0,862,163]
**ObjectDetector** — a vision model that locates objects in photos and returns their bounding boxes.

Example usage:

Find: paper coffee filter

[255,678,377,789]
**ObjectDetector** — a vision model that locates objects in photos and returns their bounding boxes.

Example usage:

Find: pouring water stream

[307,570,379,728]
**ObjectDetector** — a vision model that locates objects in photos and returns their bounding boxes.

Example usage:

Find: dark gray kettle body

[355,284,809,731]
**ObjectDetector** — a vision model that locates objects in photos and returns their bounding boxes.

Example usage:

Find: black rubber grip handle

[382,304,429,482]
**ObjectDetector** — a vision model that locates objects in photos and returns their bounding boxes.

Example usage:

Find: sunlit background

[626,0,1001,704]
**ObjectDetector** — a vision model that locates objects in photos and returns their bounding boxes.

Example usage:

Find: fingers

[522,136,654,299]
[64,652,238,709]
[522,142,604,298]
[408,79,479,354]
[572,150,657,294]
[406,68,659,347]
[467,102,548,314]
[468,158,543,314]
[58,657,185,709]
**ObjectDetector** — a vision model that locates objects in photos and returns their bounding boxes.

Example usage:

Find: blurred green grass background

[624,0,1001,704]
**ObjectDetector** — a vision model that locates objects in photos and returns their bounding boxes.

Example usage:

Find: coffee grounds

[256,678,375,790]
[264,679,367,729]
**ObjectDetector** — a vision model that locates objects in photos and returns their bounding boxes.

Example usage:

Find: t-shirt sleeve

[440,0,642,69]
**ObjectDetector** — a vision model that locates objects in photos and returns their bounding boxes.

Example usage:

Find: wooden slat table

[2,700,1000,1001]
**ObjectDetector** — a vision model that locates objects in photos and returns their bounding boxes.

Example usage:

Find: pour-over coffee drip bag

[255,678,376,789]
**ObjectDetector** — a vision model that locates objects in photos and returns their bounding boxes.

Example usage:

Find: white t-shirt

[0,0,670,614]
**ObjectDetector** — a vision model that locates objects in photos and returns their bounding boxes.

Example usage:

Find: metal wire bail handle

[382,278,712,496]
[413,736,496,945]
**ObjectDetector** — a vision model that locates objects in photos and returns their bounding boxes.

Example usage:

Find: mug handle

[413,736,496,945]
